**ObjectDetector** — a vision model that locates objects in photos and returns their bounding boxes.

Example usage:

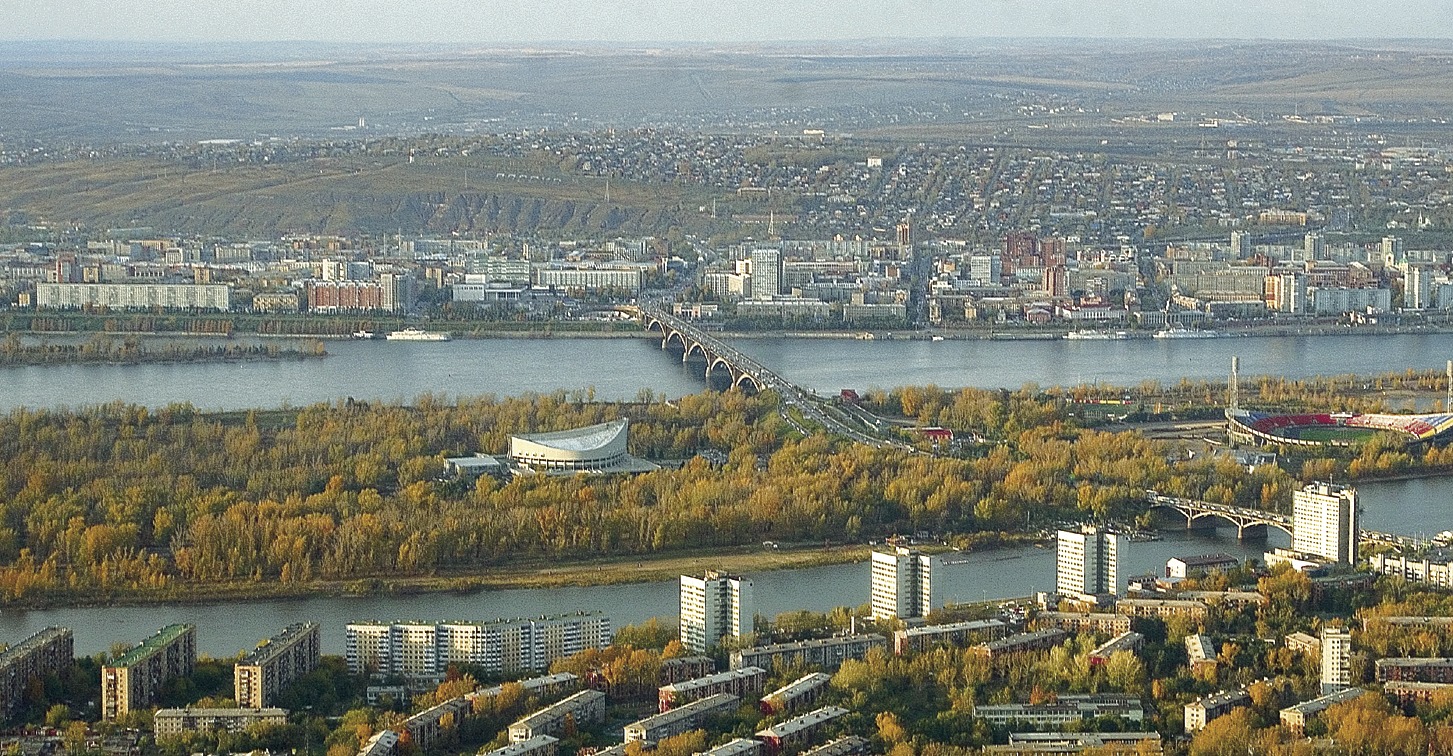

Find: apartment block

[102,625,197,721]
[760,673,832,715]
[345,613,611,680]
[482,735,558,756]
[235,622,321,708]
[1280,687,1366,735]
[970,629,1067,665]
[698,738,763,756]
[730,635,887,673]
[509,690,607,742]
[974,695,1144,726]
[1376,657,1453,683]
[153,707,287,737]
[894,619,1008,656]
[680,571,755,653]
[0,628,73,719]
[659,667,766,712]
[624,693,739,743]
[1184,689,1249,733]
[870,547,938,620]
[755,705,848,756]
[1031,612,1131,635]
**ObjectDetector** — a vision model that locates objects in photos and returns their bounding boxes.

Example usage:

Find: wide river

[4,332,1453,412]
[1,332,1451,656]
[0,477,1443,658]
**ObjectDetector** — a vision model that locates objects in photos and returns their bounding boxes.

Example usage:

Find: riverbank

[1,543,875,610]
[0,336,327,367]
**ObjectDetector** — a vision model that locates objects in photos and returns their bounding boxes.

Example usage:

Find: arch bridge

[641,308,768,392]
[1145,490,1293,539]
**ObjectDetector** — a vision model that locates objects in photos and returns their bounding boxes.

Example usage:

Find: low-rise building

[1370,553,1453,587]
[659,656,717,685]
[1176,591,1266,609]
[401,697,472,751]
[984,732,1162,755]
[660,667,766,712]
[357,730,398,756]
[1186,634,1218,671]
[730,635,886,672]
[755,705,848,756]
[1384,680,1453,705]
[1116,598,1209,620]
[509,690,607,742]
[37,282,231,311]
[893,619,1008,655]
[1031,612,1131,635]
[1185,689,1249,733]
[760,673,832,715]
[624,693,739,743]
[1376,657,1453,683]
[974,695,1144,726]
[1284,632,1320,654]
[695,738,763,756]
[482,735,558,756]
[1089,632,1144,665]
[1166,554,1239,579]
[799,737,869,756]
[970,629,1067,665]
[1280,687,1366,735]
[153,708,287,738]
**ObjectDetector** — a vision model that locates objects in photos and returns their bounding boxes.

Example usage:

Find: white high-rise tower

[1292,482,1359,565]
[679,571,755,653]
[1056,526,1121,597]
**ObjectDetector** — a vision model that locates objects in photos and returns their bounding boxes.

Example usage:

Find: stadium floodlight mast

[1229,355,1240,412]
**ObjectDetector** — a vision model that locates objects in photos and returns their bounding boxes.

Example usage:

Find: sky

[3,0,1452,43]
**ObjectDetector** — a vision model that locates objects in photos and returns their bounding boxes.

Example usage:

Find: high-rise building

[1321,626,1352,694]
[1056,527,1121,597]
[1292,482,1359,565]
[0,628,73,718]
[1304,232,1325,262]
[679,571,755,653]
[1406,264,1433,310]
[235,622,321,709]
[870,547,938,620]
[102,625,197,721]
[1230,231,1252,259]
[749,249,783,299]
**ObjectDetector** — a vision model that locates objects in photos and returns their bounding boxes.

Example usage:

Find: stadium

[1225,408,1453,448]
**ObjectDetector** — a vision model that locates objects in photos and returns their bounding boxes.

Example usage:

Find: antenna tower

[1229,356,1240,412]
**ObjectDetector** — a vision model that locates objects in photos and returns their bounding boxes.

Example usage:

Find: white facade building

[870,547,938,620]
[1321,626,1352,694]
[679,571,755,653]
[749,249,783,299]
[36,283,231,311]
[344,614,612,680]
[1056,526,1121,596]
[1292,482,1359,564]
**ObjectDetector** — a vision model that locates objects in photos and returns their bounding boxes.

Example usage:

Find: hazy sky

[4,0,1453,43]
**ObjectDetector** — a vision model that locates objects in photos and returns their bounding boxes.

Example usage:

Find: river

[0,477,1441,658]
[5,332,1453,412]
[2,333,1453,656]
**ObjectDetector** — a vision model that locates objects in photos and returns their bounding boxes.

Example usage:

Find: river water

[0,477,1439,658]
[1,333,1451,656]
[5,332,1453,412]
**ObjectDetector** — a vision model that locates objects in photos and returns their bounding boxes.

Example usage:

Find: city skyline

[5,1,1453,43]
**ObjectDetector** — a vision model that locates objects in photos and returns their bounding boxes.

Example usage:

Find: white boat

[1065,330,1131,340]
[352,330,377,340]
[1152,327,1220,339]
[931,335,945,342]
[386,327,451,342]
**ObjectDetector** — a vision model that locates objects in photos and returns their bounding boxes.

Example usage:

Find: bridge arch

[1147,500,1293,539]
[684,341,710,361]
[663,330,689,350]
[733,371,764,392]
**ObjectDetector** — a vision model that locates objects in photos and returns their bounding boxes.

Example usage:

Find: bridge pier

[1185,515,1218,531]
[1238,523,1269,540]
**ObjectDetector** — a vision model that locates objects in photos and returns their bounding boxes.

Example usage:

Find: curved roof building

[509,419,634,471]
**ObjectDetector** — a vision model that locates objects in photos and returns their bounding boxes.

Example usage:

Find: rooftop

[238,622,317,666]
[109,624,192,669]
[513,419,628,453]
[756,706,848,738]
